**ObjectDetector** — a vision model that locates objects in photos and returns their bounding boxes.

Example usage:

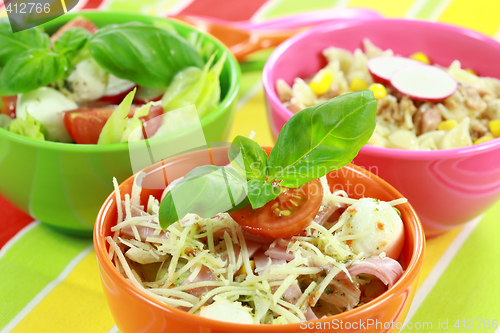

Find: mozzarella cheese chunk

[17,87,78,142]
[66,58,108,102]
[337,198,404,259]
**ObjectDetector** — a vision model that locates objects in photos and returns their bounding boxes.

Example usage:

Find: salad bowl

[262,19,500,236]
[94,145,425,333]
[0,11,240,235]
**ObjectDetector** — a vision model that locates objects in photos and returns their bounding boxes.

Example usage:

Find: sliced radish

[367,56,423,85]
[134,86,165,104]
[99,74,137,104]
[390,64,458,102]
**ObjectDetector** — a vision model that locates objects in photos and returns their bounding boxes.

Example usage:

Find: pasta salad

[276,39,500,150]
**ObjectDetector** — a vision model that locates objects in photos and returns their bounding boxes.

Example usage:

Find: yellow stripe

[415,227,462,289]
[227,88,275,147]
[346,0,418,18]
[11,251,115,333]
[437,0,500,36]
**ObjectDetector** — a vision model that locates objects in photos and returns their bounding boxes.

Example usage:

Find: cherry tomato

[229,179,323,239]
[1,96,17,118]
[50,17,98,43]
[63,105,163,144]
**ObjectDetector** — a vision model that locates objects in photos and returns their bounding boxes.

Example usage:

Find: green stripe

[414,0,448,20]
[258,0,338,20]
[0,224,91,328]
[406,199,500,332]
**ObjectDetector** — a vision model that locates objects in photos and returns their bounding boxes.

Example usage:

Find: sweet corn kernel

[410,52,430,64]
[473,135,494,145]
[465,68,477,75]
[489,119,500,137]
[438,119,458,131]
[309,70,333,95]
[369,83,387,99]
[236,260,255,276]
[350,78,368,91]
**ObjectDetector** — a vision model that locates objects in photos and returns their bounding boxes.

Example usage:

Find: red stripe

[81,0,104,9]
[0,194,34,249]
[178,0,270,21]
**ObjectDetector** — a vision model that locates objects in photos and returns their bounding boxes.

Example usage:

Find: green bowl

[0,11,240,236]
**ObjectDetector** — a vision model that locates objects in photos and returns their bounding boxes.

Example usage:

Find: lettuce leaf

[97,89,135,144]
[5,113,46,140]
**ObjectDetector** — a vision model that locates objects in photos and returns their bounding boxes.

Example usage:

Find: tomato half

[63,105,163,144]
[229,179,323,239]
[1,96,17,118]
[50,17,98,43]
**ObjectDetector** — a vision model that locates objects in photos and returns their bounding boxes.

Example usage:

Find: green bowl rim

[0,10,241,153]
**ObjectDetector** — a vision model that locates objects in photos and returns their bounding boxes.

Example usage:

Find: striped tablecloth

[1,0,500,332]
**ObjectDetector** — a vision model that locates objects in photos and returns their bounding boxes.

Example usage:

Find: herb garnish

[159,90,377,229]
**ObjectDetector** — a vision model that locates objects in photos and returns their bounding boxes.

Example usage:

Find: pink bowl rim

[262,18,500,161]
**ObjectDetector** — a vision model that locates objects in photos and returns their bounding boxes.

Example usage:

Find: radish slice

[367,56,423,84]
[390,64,458,102]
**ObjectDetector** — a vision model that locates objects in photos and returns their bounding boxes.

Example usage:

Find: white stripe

[0,221,39,260]
[333,0,351,8]
[495,323,500,333]
[405,0,430,18]
[403,215,482,326]
[428,0,453,21]
[107,324,119,333]
[492,26,500,41]
[0,245,94,333]
[236,82,262,111]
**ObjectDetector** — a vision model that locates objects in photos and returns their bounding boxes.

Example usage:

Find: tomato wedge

[63,105,163,144]
[229,179,323,239]
[1,96,17,118]
[50,17,98,43]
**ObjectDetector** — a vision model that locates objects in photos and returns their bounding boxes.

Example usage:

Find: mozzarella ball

[338,198,404,259]
[17,87,78,142]
[66,57,108,102]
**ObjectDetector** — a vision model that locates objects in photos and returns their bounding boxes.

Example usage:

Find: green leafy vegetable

[267,90,377,187]
[161,52,224,117]
[159,165,247,229]
[0,25,50,67]
[53,27,91,62]
[158,90,377,230]
[97,89,135,144]
[0,114,12,128]
[88,22,204,88]
[228,135,268,180]
[246,179,280,209]
[6,113,46,140]
[195,53,226,117]
[0,49,67,95]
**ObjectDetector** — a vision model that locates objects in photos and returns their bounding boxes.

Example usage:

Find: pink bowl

[263,19,500,237]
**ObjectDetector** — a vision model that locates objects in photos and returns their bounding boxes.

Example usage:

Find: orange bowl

[94,146,425,333]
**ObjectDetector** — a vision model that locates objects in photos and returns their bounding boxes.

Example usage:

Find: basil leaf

[0,27,50,67]
[159,165,247,229]
[0,49,67,95]
[88,22,204,88]
[53,27,91,61]
[267,90,377,188]
[246,179,280,209]
[228,135,268,181]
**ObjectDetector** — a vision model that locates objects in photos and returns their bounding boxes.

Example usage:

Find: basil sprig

[158,90,377,230]
[87,22,204,88]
